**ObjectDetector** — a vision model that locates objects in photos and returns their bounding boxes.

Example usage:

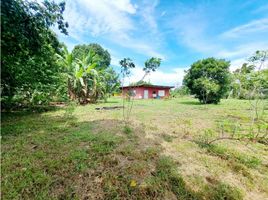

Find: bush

[183,58,230,104]
[170,86,190,97]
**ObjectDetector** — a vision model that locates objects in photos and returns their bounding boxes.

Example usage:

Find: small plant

[162,134,174,142]
[123,125,132,135]
[64,101,76,119]
[204,182,244,200]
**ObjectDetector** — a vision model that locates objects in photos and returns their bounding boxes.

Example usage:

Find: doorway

[144,90,149,99]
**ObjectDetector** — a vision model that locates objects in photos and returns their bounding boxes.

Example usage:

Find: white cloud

[221,18,268,38]
[140,0,159,32]
[108,0,137,14]
[169,8,268,70]
[229,58,247,72]
[216,42,268,59]
[124,66,188,86]
[169,7,220,54]
[69,0,135,36]
[111,55,121,66]
[59,0,165,59]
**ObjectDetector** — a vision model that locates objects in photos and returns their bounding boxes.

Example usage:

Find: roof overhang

[121,84,174,89]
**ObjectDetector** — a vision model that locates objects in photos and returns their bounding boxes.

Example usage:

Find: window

[158,90,165,97]
[153,91,157,97]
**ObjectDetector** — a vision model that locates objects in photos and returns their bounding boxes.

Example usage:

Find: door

[144,90,149,99]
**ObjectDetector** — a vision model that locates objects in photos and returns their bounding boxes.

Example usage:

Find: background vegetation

[1,0,268,199]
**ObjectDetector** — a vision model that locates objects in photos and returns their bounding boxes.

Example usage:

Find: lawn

[1,97,268,199]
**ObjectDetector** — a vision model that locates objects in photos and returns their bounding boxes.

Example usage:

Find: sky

[54,0,268,86]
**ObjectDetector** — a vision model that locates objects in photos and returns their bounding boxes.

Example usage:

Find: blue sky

[55,0,268,86]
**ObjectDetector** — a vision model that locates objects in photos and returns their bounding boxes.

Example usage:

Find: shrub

[183,58,231,104]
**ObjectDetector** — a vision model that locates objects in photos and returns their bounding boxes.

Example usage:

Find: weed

[197,142,261,169]
[123,125,132,135]
[203,182,244,200]
[69,149,89,172]
[162,134,174,142]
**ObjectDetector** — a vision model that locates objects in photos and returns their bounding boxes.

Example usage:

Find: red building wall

[123,86,171,99]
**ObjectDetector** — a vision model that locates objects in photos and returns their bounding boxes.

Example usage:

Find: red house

[121,84,174,99]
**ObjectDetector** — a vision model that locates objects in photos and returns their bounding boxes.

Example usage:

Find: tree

[1,0,68,109]
[101,68,120,102]
[72,44,111,69]
[119,58,136,123]
[184,58,230,104]
[140,57,161,81]
[205,51,268,145]
[171,86,190,97]
[248,50,268,70]
[58,45,120,104]
[57,46,76,100]
[230,50,268,99]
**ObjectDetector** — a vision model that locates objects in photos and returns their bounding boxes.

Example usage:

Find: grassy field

[1,97,268,199]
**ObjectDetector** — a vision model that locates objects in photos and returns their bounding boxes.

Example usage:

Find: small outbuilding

[121,84,174,99]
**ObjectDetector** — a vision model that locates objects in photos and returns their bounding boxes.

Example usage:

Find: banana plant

[73,50,101,103]
[57,47,116,104]
[56,46,77,100]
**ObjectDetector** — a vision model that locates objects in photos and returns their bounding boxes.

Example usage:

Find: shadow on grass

[179,100,201,105]
[1,105,61,119]
[1,110,244,200]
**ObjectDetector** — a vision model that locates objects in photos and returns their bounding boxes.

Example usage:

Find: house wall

[123,87,171,99]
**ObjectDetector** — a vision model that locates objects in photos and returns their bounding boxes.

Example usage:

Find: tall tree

[72,44,111,69]
[184,58,231,104]
[1,0,68,109]
[140,57,161,81]
[230,50,268,99]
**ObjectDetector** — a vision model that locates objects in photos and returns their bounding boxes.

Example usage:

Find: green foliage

[1,0,68,110]
[100,67,120,102]
[171,86,190,97]
[248,50,268,70]
[123,125,132,135]
[58,45,120,104]
[230,67,268,99]
[129,80,152,86]
[141,57,161,81]
[143,57,161,74]
[230,51,268,99]
[72,43,111,68]
[119,58,136,77]
[184,58,231,104]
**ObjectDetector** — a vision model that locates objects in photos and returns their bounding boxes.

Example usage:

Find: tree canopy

[230,51,268,99]
[1,0,68,109]
[72,44,111,69]
[183,58,231,104]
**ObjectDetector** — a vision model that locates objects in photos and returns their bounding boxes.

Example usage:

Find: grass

[1,97,268,199]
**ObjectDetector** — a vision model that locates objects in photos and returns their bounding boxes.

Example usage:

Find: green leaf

[86,63,97,73]
[79,78,85,87]
[75,67,83,78]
